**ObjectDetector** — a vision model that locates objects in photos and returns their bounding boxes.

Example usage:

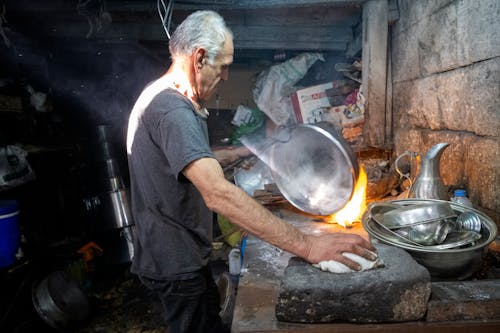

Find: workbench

[231,209,500,333]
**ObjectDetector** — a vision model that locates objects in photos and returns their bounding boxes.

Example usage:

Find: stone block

[393,58,500,137]
[392,26,421,82]
[393,78,441,129]
[392,0,500,80]
[465,137,500,213]
[457,0,500,65]
[393,0,454,37]
[275,244,431,323]
[392,0,457,82]
[427,280,500,322]
[417,3,460,75]
[393,129,424,156]
[439,58,500,137]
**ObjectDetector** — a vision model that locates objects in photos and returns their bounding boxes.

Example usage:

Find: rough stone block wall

[391,0,499,218]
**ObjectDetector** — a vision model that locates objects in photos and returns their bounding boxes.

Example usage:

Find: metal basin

[363,199,497,280]
[32,271,90,330]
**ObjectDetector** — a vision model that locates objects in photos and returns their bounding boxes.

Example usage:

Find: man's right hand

[304,233,377,271]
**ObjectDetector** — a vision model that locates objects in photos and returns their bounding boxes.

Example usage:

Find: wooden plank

[7,4,361,27]
[7,2,360,52]
[228,8,356,51]
[42,20,352,51]
[6,0,366,12]
[231,25,353,43]
[213,7,361,27]
[168,0,367,10]
[388,0,400,25]
[361,0,388,148]
[385,26,393,147]
[346,27,362,57]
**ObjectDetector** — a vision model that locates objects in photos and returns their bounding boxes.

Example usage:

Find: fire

[326,166,367,227]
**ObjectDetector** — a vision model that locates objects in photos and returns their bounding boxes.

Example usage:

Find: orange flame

[326,166,367,227]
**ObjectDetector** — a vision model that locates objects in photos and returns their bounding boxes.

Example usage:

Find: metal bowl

[381,201,456,229]
[363,199,497,280]
[369,202,453,246]
[395,219,454,246]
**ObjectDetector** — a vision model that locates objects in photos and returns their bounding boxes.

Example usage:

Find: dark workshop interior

[0,0,499,332]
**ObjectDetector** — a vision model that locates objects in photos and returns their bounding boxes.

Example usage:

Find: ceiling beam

[29,20,352,51]
[5,0,365,12]
[160,0,366,10]
[232,25,351,50]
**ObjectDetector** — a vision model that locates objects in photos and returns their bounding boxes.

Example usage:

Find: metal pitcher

[395,143,450,200]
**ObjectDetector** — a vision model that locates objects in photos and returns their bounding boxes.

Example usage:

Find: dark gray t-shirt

[127,87,215,280]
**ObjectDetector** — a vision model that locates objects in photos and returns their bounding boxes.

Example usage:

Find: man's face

[196,33,234,102]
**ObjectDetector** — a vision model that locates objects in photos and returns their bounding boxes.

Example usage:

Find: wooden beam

[6,1,361,53]
[37,21,352,51]
[232,25,352,50]
[385,27,393,148]
[361,0,388,148]
[113,0,367,10]
[5,0,366,12]
[388,0,400,25]
[218,7,361,27]
[346,29,362,57]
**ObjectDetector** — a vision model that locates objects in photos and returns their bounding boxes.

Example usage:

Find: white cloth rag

[313,251,384,274]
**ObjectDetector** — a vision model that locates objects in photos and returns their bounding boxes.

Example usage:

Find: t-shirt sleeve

[158,105,214,178]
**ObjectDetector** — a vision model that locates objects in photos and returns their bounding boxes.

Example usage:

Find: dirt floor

[76,269,168,333]
[73,251,232,333]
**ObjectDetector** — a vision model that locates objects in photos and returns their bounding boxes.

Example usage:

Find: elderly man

[126,10,376,333]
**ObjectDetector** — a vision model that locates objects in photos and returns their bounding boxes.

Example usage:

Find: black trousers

[138,266,229,333]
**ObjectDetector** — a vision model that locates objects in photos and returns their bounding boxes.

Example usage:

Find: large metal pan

[269,122,359,216]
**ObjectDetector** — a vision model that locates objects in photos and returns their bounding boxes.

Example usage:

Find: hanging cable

[157,0,174,40]
[0,4,11,47]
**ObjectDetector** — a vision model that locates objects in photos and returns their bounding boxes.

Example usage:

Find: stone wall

[391,0,500,218]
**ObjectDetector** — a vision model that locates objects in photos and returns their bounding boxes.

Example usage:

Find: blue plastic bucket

[0,200,20,269]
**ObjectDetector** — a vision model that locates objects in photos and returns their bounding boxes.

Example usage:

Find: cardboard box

[290,81,352,124]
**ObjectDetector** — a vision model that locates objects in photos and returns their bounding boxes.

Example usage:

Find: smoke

[0,17,166,140]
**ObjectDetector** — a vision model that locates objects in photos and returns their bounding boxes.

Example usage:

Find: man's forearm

[184,157,312,259]
[207,178,313,260]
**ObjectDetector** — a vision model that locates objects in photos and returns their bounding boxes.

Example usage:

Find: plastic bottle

[451,189,473,208]
[228,248,241,276]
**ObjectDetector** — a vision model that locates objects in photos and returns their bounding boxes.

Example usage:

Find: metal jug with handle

[395,142,450,200]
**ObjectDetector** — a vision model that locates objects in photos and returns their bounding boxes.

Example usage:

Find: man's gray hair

[169,10,233,65]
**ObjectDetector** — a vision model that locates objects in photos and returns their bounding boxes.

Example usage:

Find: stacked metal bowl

[362,199,497,280]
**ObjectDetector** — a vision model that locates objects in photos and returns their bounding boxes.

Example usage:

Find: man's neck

[163,61,201,110]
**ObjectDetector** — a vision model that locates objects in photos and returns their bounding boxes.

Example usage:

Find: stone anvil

[275,244,431,323]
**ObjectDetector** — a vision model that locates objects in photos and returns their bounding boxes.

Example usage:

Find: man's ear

[195,48,206,69]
